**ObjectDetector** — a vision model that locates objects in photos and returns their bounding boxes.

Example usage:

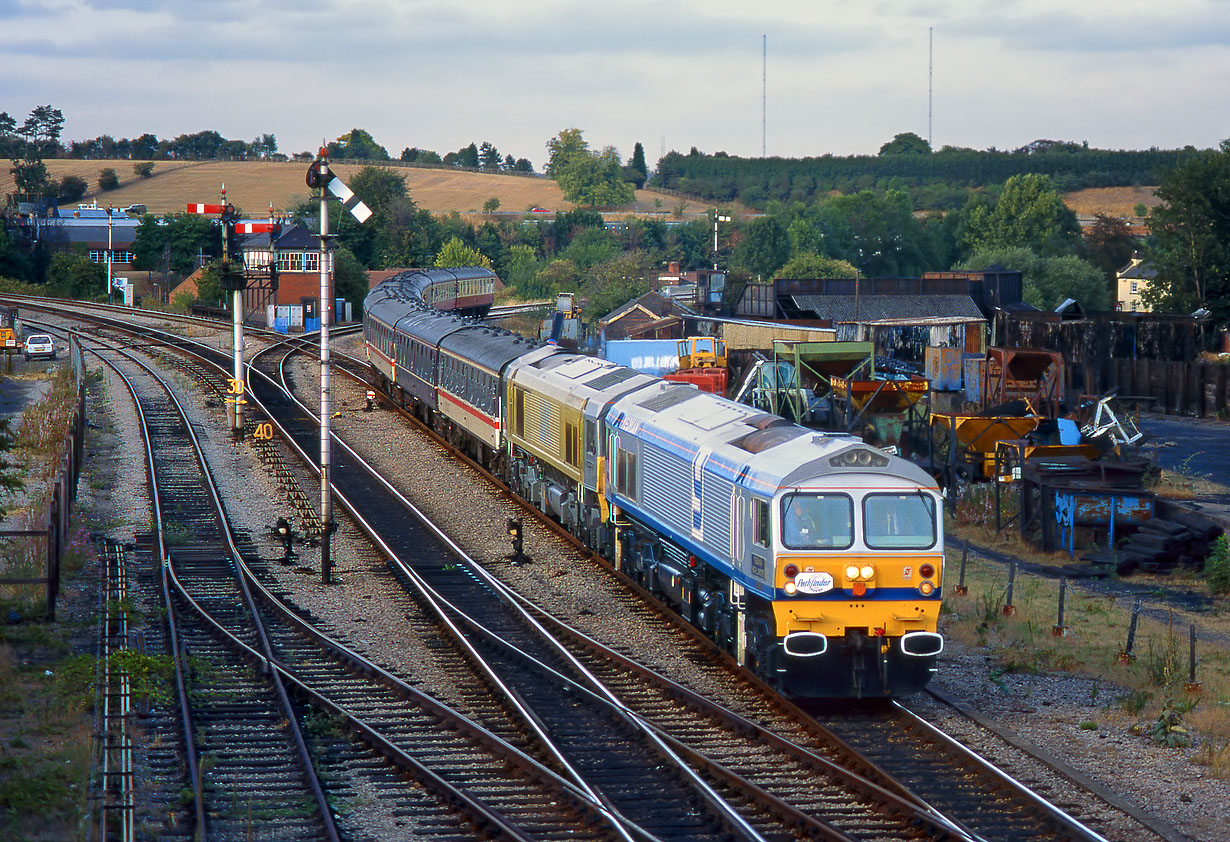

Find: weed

[1079,721,1098,730]
[1145,624,1183,689]
[1193,738,1230,780]
[1151,701,1193,747]
[109,650,174,705]
[304,709,349,739]
[1120,689,1152,715]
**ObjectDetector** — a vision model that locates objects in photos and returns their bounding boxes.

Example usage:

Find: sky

[2,0,1228,168]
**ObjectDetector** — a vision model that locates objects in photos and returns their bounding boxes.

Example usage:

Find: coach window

[752,498,769,548]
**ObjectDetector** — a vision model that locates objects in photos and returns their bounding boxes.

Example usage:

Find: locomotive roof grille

[637,387,700,412]
[586,368,641,390]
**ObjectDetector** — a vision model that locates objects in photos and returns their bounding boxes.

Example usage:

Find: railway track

[262,335,1138,842]
[56,321,653,839]
[247,340,975,840]
[23,303,1151,841]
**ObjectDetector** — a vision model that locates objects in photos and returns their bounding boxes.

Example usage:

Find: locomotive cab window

[615,447,637,498]
[752,498,770,548]
[863,493,937,549]
[781,493,854,550]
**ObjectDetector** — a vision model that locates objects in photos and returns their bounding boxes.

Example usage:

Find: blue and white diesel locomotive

[364,269,944,697]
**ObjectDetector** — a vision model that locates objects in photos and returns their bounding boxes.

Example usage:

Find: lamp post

[713,214,730,271]
[106,206,113,302]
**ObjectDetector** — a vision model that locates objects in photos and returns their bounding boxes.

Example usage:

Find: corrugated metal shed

[788,294,985,323]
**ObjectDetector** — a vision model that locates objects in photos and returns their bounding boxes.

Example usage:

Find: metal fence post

[1186,624,1201,693]
[1053,575,1068,636]
[1002,559,1017,616]
[1119,598,1142,663]
[954,542,969,596]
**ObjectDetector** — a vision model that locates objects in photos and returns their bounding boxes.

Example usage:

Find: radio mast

[762,34,767,158]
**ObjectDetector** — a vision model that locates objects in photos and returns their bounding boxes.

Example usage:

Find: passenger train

[364,268,944,697]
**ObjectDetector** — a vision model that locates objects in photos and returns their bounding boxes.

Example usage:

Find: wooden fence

[1075,358,1229,418]
[0,341,86,620]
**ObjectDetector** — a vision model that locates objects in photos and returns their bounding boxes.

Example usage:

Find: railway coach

[364,269,945,697]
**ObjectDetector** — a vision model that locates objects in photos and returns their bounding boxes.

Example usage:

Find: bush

[1207,535,1230,597]
[56,175,87,203]
[98,168,119,191]
[133,162,154,178]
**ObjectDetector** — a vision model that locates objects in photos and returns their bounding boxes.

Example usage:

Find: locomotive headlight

[859,565,875,580]
[918,580,936,596]
[845,565,860,580]
[784,581,797,595]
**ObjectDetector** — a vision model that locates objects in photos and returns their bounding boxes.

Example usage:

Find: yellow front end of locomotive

[770,553,943,638]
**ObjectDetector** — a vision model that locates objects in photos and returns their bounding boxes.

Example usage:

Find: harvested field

[1065,186,1159,219]
[3,159,706,217]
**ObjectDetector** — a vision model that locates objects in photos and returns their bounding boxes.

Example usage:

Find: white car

[23,334,55,361]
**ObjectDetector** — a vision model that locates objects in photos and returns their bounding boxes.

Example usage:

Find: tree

[878,132,931,156]
[434,236,492,269]
[545,128,589,178]
[133,161,154,178]
[1084,213,1138,281]
[549,134,635,208]
[0,111,17,157]
[581,251,653,322]
[46,252,106,299]
[98,168,119,191]
[348,166,408,217]
[327,128,389,161]
[401,146,442,164]
[774,252,858,280]
[958,173,1082,257]
[1145,141,1230,319]
[479,142,502,171]
[958,246,1109,311]
[11,158,51,196]
[625,142,648,188]
[132,213,218,276]
[20,104,64,158]
[734,217,790,278]
[333,247,369,310]
[482,197,501,214]
[57,175,87,203]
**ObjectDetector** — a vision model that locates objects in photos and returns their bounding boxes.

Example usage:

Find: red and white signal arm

[187,203,225,214]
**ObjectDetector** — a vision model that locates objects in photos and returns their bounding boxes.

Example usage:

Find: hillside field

[2,160,1160,222]
[1,159,706,218]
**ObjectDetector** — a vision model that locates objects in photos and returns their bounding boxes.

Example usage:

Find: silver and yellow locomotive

[365,270,944,697]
